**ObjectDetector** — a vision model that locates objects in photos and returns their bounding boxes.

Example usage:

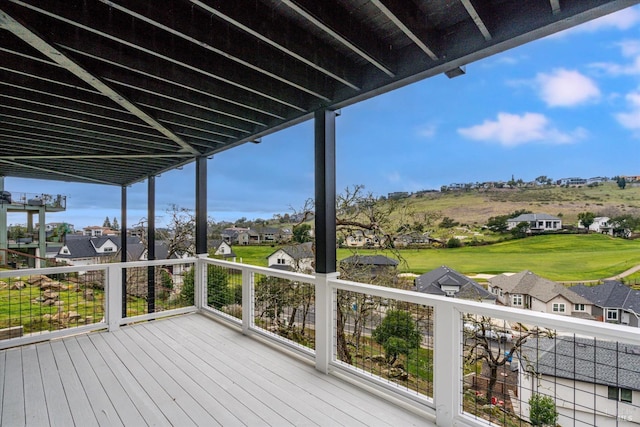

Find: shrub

[447,237,462,248]
[529,394,558,426]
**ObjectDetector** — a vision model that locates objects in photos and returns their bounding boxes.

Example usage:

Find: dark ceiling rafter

[279,0,396,77]
[188,0,362,91]
[460,0,492,41]
[0,5,200,156]
[0,0,638,186]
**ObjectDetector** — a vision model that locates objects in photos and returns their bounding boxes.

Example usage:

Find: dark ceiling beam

[0,153,192,160]
[8,1,311,113]
[280,0,396,77]
[460,0,492,41]
[189,0,361,91]
[550,0,561,14]
[370,0,438,60]
[57,44,288,122]
[0,159,116,185]
[0,5,201,156]
[99,0,333,102]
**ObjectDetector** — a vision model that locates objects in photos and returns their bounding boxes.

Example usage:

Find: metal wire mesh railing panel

[0,269,105,338]
[124,262,194,317]
[335,289,434,398]
[253,272,316,350]
[204,263,242,319]
[460,313,640,426]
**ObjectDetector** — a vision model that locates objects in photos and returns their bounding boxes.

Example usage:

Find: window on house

[512,294,522,306]
[608,386,633,403]
[607,310,618,321]
[552,303,566,313]
[574,304,585,311]
[499,289,503,297]
[277,258,286,264]
[103,247,113,252]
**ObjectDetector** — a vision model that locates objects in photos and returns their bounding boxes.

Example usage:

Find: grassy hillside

[232,234,640,282]
[405,182,640,228]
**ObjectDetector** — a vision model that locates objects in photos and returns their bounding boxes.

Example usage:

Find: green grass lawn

[233,234,640,281]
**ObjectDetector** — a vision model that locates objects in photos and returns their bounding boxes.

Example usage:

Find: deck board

[0,313,432,426]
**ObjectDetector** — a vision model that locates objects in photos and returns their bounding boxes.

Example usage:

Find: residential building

[393,232,440,247]
[82,225,119,237]
[506,213,562,232]
[339,254,398,279]
[489,270,592,317]
[557,177,587,186]
[570,281,640,326]
[221,227,260,245]
[415,266,496,303]
[344,230,384,248]
[519,336,640,427]
[267,242,314,273]
[579,216,613,234]
[208,239,236,260]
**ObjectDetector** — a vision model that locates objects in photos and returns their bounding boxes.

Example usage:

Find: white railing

[5,257,640,426]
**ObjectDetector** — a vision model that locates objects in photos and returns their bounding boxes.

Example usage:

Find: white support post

[107,265,122,331]
[434,302,463,426]
[195,255,207,310]
[315,272,339,374]
[241,268,252,335]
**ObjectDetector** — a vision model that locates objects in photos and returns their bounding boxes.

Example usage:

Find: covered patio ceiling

[0,0,638,186]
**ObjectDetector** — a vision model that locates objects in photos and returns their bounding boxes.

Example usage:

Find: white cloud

[536,69,601,107]
[458,112,587,147]
[590,40,640,76]
[616,91,640,131]
[557,7,640,36]
[416,123,437,138]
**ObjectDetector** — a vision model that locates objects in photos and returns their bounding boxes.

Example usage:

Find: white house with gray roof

[519,336,640,426]
[570,281,640,327]
[506,213,562,232]
[489,271,592,317]
[267,242,314,273]
[415,266,496,303]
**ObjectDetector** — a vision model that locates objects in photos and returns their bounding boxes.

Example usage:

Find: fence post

[241,268,252,335]
[195,255,207,310]
[434,301,462,426]
[107,265,122,331]
[315,272,339,374]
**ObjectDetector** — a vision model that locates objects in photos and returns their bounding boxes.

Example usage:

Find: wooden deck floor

[0,313,433,426]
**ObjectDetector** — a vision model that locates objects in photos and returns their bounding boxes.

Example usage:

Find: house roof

[415,265,495,301]
[269,242,314,261]
[570,281,640,314]
[521,336,640,391]
[507,213,561,223]
[0,1,633,186]
[490,270,590,304]
[340,255,399,267]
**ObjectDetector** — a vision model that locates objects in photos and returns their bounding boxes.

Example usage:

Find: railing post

[107,265,123,331]
[241,268,252,335]
[195,255,207,310]
[434,301,462,426]
[315,272,339,374]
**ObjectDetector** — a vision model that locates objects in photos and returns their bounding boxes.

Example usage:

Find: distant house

[557,177,587,186]
[208,239,236,260]
[579,216,613,234]
[519,336,640,427]
[267,242,314,273]
[488,271,592,317]
[393,232,440,247]
[339,254,398,278]
[414,266,495,303]
[56,235,128,265]
[221,227,260,245]
[82,226,119,237]
[344,230,383,248]
[506,213,562,232]
[570,281,640,327]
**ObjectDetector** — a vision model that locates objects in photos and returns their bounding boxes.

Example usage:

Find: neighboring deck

[0,313,431,426]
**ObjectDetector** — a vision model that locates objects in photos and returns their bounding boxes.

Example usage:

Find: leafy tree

[103,216,111,228]
[529,394,558,426]
[180,265,232,308]
[511,221,529,238]
[292,223,312,243]
[577,211,595,233]
[439,216,458,228]
[372,310,422,365]
[447,237,462,248]
[112,217,119,231]
[486,215,509,233]
[617,176,627,190]
[611,214,640,238]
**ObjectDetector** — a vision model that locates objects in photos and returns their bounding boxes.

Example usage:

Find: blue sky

[6,6,640,229]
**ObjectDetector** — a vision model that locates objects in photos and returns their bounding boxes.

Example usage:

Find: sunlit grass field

[233,234,640,281]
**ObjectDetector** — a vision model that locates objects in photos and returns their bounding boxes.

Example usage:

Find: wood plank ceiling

[0,0,638,186]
